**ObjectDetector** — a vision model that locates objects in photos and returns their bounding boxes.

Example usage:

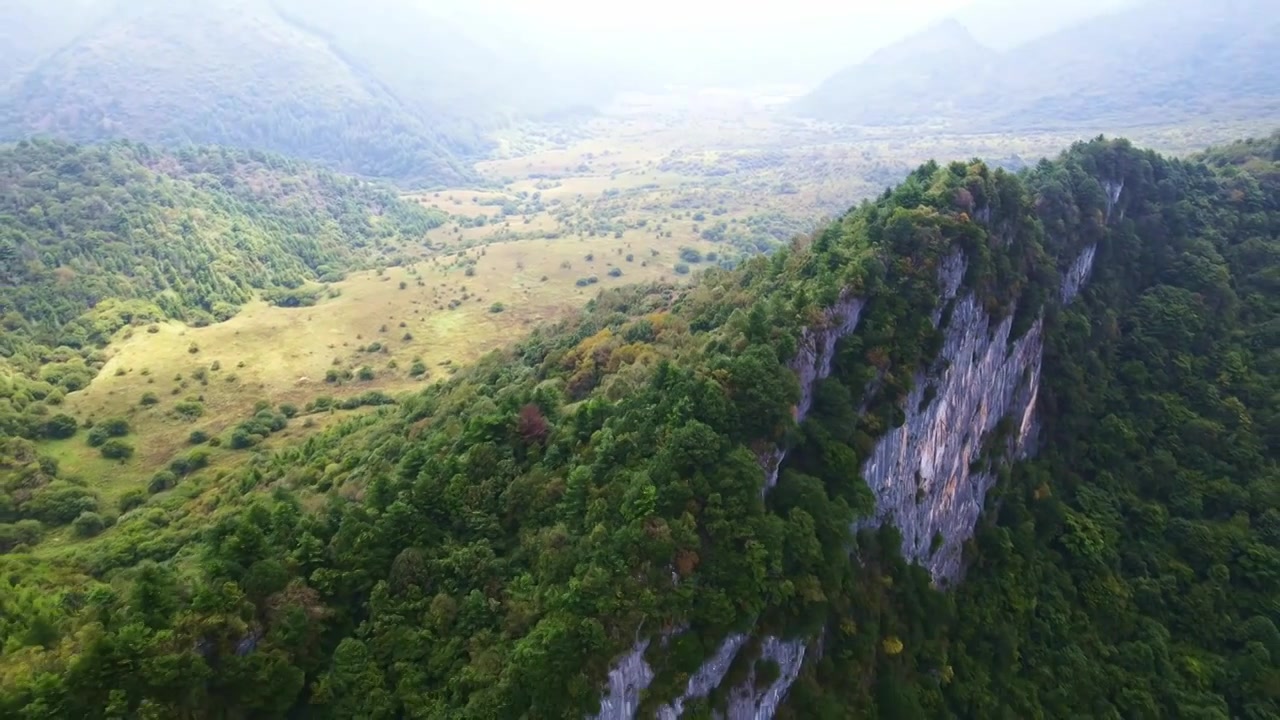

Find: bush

[188,429,209,445]
[44,414,79,439]
[118,490,147,513]
[307,396,336,412]
[140,392,160,406]
[674,263,691,275]
[26,483,98,525]
[279,404,298,418]
[72,511,105,538]
[0,520,44,552]
[169,449,211,474]
[148,470,178,494]
[489,302,505,313]
[99,417,130,437]
[229,427,260,449]
[99,439,134,460]
[608,268,623,278]
[174,401,205,419]
[357,366,376,381]
[679,247,703,263]
[188,342,199,354]
[409,360,428,377]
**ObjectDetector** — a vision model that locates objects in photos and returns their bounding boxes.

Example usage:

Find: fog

[422,0,1143,89]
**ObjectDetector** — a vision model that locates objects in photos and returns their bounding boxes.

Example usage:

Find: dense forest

[0,132,1276,718]
[0,139,442,443]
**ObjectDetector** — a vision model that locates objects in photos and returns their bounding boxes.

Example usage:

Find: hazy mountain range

[0,0,607,185]
[799,0,1280,130]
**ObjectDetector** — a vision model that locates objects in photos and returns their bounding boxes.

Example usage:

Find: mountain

[799,0,1280,130]
[0,139,441,439]
[0,0,605,185]
[795,19,997,126]
[954,0,1142,49]
[2,130,1276,717]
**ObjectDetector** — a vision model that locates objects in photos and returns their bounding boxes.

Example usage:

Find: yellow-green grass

[55,235,718,490]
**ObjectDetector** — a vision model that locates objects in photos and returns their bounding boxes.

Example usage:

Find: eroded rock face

[761,293,866,493]
[860,294,1043,584]
[654,634,748,719]
[590,244,1099,720]
[591,639,653,720]
[720,638,807,720]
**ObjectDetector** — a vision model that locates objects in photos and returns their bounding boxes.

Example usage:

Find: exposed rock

[859,294,1043,584]
[1061,243,1097,304]
[719,638,807,720]
[654,634,749,719]
[591,639,654,720]
[761,292,865,493]
[589,243,1100,719]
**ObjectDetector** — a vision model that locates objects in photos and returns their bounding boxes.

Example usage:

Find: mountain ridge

[799,0,1280,131]
[0,0,606,185]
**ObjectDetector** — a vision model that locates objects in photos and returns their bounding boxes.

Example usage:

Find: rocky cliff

[591,238,1100,719]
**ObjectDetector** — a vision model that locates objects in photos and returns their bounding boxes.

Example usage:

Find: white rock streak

[591,242,1099,719]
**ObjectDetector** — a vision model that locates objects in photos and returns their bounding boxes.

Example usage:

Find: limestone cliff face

[590,242,1099,720]
[859,251,1043,585]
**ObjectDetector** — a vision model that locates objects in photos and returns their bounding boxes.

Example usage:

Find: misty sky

[428,0,1141,87]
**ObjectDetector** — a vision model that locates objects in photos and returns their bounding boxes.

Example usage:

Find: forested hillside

[0,132,1276,718]
[0,139,442,441]
[0,0,606,185]
[800,0,1280,131]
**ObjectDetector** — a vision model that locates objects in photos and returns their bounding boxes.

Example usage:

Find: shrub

[148,470,178,494]
[489,302,505,313]
[44,414,79,440]
[100,417,130,437]
[118,490,147,513]
[170,449,211,474]
[279,404,298,418]
[140,392,160,406]
[464,266,476,277]
[409,361,428,377]
[674,263,691,275]
[0,520,44,552]
[26,483,98,525]
[229,428,259,449]
[608,268,623,278]
[188,429,209,445]
[174,401,205,419]
[679,247,703,263]
[72,511,105,538]
[188,342,199,354]
[357,366,376,381]
[99,439,134,460]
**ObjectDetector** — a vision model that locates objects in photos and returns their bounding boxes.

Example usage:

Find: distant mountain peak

[798,0,1280,130]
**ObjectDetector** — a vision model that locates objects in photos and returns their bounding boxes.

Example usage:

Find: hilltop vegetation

[0,133,1275,718]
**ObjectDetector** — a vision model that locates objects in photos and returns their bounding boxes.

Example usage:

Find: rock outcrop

[590,241,1100,719]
